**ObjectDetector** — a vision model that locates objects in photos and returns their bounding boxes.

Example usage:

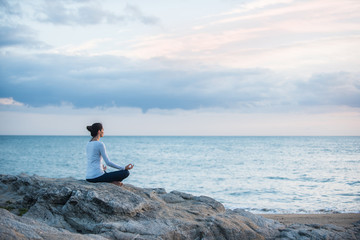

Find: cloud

[0,1,46,49]
[1,53,359,112]
[48,38,113,55]
[296,72,360,108]
[0,25,47,48]
[204,0,295,19]
[108,0,359,73]
[203,0,358,28]
[124,4,159,25]
[0,97,24,106]
[0,53,289,110]
[0,0,22,17]
[35,1,159,25]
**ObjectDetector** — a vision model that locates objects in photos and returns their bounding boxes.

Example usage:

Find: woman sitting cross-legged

[85,123,133,186]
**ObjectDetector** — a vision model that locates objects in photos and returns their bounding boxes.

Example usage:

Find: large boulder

[0,174,358,240]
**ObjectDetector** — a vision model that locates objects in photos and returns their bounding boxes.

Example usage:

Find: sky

[0,0,359,135]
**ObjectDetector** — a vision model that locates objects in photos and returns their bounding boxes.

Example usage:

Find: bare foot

[111,181,123,187]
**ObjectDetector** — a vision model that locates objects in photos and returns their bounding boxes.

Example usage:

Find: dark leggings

[86,170,130,183]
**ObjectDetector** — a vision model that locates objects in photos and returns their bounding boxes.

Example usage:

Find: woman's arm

[99,142,125,170]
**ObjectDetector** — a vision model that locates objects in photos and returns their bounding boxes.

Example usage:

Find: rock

[0,174,359,240]
[0,208,107,240]
[275,223,358,240]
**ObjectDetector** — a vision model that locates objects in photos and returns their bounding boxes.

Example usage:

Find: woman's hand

[102,164,107,171]
[125,164,134,170]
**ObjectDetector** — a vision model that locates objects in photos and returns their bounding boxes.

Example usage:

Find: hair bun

[87,123,103,137]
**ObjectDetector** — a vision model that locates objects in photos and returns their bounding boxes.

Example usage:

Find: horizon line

[0,135,359,137]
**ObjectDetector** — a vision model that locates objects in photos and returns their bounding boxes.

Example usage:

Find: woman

[86,123,133,186]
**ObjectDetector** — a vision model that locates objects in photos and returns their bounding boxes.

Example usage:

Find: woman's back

[86,141,104,179]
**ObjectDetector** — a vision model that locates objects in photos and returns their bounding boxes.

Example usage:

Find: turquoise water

[0,136,359,214]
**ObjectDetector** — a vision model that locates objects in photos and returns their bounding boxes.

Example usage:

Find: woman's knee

[124,169,130,178]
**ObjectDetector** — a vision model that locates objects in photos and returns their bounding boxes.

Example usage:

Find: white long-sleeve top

[86,141,124,179]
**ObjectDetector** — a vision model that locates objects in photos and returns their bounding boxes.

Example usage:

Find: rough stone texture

[0,174,359,240]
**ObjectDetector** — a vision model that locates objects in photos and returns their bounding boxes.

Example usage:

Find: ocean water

[0,136,359,214]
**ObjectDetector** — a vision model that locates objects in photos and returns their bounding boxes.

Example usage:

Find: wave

[265,176,291,180]
[347,181,360,186]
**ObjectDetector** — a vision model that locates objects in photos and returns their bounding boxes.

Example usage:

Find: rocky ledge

[0,174,359,240]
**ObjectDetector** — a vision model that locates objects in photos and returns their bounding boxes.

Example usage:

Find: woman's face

[99,128,104,138]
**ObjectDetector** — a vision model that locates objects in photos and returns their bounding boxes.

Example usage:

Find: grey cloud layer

[1,54,359,111]
[0,25,48,48]
[296,73,360,108]
[36,2,159,25]
[0,0,159,49]
[0,0,159,26]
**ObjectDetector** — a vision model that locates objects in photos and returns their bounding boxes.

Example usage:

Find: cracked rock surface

[0,174,359,240]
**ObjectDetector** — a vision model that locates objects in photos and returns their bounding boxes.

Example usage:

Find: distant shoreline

[260,213,360,228]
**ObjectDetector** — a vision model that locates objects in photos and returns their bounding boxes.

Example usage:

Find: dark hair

[86,123,103,137]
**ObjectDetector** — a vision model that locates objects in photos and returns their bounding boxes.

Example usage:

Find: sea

[0,136,359,214]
